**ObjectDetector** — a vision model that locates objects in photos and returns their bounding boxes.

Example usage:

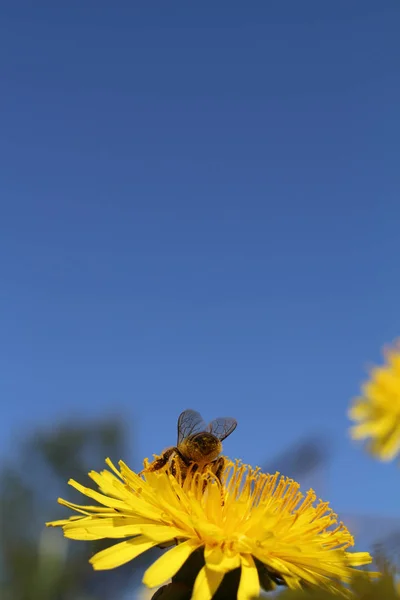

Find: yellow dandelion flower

[348,341,400,461]
[47,457,373,600]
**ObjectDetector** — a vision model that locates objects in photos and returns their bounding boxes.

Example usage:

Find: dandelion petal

[238,554,259,600]
[90,537,155,570]
[143,539,200,588]
[204,547,240,573]
[348,342,400,462]
[139,524,183,542]
[192,566,224,600]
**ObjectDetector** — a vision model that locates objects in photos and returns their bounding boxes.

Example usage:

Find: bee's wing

[207,417,237,441]
[177,409,208,444]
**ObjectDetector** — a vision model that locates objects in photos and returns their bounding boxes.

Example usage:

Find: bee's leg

[198,458,225,495]
[174,448,191,467]
[213,457,226,484]
[144,447,176,473]
[172,450,195,485]
[201,474,208,494]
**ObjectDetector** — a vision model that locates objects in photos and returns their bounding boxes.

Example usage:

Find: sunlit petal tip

[46,518,65,527]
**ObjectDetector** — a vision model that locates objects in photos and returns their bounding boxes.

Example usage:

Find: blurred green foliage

[0,418,145,600]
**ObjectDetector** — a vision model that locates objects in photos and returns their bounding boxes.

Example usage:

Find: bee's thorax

[179,432,222,464]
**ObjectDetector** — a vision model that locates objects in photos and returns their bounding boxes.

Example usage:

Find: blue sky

[1,1,400,532]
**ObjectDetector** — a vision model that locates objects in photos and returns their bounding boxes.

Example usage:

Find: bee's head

[189,432,222,462]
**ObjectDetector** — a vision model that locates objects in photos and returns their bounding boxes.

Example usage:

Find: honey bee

[145,409,237,483]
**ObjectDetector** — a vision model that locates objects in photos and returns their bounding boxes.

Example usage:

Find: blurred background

[1,2,400,599]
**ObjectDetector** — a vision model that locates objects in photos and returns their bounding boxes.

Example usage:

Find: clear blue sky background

[1,1,399,534]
